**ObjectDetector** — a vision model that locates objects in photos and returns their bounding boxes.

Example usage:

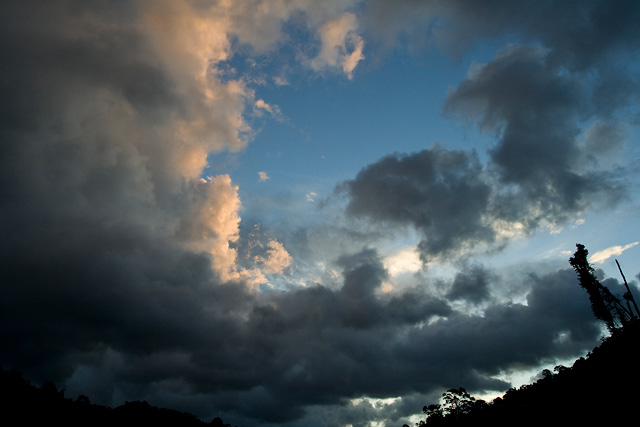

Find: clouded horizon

[2,1,639,426]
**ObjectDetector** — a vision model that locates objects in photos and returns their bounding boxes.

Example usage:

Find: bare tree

[616,259,640,319]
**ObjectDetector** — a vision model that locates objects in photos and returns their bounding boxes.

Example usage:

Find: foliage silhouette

[406,243,640,426]
[0,367,237,426]
[413,387,487,426]
[405,316,640,426]
[569,243,634,331]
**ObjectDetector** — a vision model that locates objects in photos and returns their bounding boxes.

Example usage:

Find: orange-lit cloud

[255,240,293,274]
[175,175,243,281]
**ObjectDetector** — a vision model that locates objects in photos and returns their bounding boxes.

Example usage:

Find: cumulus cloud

[175,176,243,281]
[339,146,495,262]
[446,264,494,304]
[445,44,628,228]
[206,251,602,425]
[339,42,629,264]
[254,240,293,274]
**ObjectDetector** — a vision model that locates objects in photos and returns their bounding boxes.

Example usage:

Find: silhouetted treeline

[0,367,237,427]
[407,319,640,426]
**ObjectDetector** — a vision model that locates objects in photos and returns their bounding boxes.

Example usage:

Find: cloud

[254,99,285,122]
[226,262,601,425]
[309,12,365,79]
[211,250,602,423]
[383,246,422,277]
[273,75,290,86]
[364,0,640,70]
[583,120,627,165]
[445,44,628,229]
[590,242,639,264]
[254,240,293,274]
[337,41,629,265]
[175,175,243,282]
[258,171,270,181]
[446,265,494,304]
[0,0,293,390]
[338,145,496,262]
[1,1,637,426]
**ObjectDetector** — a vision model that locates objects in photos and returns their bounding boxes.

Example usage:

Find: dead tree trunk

[616,259,640,319]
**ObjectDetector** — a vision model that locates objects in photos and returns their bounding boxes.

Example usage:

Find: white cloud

[258,171,270,181]
[273,75,289,86]
[590,242,639,264]
[383,246,422,277]
[254,99,285,121]
[309,12,365,79]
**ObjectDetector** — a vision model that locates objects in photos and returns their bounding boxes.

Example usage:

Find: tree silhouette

[0,364,236,426]
[616,259,640,319]
[410,387,485,426]
[441,388,478,418]
[569,244,633,332]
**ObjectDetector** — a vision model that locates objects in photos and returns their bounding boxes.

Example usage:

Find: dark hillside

[409,320,640,426]
[0,367,236,426]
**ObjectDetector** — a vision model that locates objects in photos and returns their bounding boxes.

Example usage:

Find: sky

[1,1,640,426]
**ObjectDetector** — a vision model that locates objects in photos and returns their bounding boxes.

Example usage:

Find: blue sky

[1,1,640,426]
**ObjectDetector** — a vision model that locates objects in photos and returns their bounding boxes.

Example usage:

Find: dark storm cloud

[364,0,640,70]
[0,0,249,412]
[584,120,627,157]
[395,268,602,380]
[2,208,600,425]
[339,146,495,262]
[445,44,624,228]
[191,253,601,425]
[446,264,494,304]
[341,11,633,262]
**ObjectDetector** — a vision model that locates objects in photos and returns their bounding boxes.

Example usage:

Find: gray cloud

[584,120,627,158]
[339,146,495,262]
[364,0,640,69]
[193,256,601,425]
[339,42,627,263]
[396,268,602,380]
[445,45,623,226]
[446,264,494,304]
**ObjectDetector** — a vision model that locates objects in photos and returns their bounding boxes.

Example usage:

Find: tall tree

[570,244,616,331]
[569,244,633,332]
